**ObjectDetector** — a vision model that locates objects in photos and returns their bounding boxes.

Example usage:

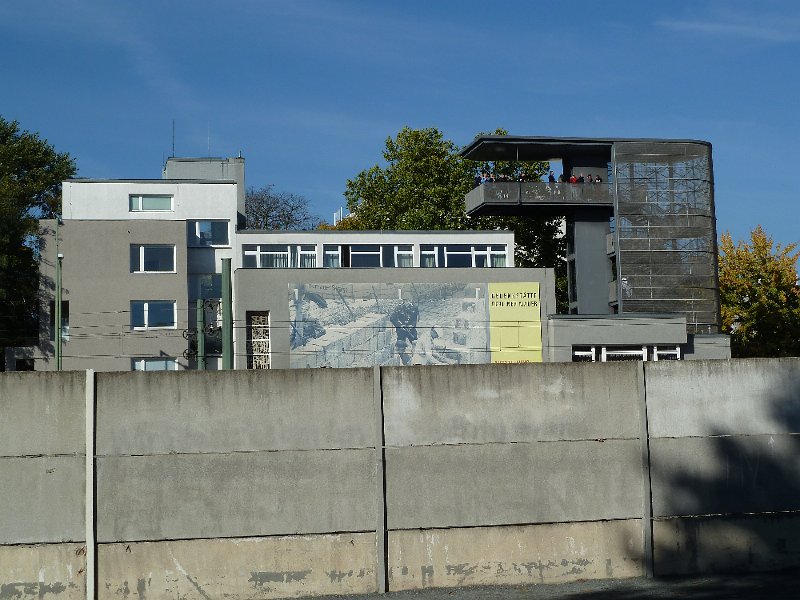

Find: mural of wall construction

[288,281,541,369]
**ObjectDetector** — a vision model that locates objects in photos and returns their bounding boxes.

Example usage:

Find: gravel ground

[328,569,799,600]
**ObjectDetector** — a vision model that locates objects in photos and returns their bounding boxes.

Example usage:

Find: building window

[189,220,229,247]
[295,244,317,268]
[242,244,317,268]
[48,300,69,341]
[350,244,382,267]
[131,300,176,330]
[420,245,438,268]
[473,245,507,267]
[132,358,177,371]
[129,195,173,212]
[188,274,222,300]
[323,244,341,268]
[246,311,270,369]
[444,245,473,268]
[394,245,413,267]
[130,245,175,273]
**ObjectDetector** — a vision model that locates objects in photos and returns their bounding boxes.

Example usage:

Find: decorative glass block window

[420,245,438,268]
[130,300,176,329]
[394,245,413,267]
[132,358,177,371]
[246,311,271,369]
[350,244,382,267]
[130,245,175,273]
[189,220,229,246]
[323,244,341,268]
[129,195,173,212]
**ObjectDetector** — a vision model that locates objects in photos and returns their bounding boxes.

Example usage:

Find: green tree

[245,185,322,230]
[0,117,76,356]
[343,127,566,300]
[719,226,800,358]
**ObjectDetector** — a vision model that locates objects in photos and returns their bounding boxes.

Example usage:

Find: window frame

[323,244,341,268]
[394,244,414,268]
[132,357,178,371]
[349,244,382,268]
[189,220,230,247]
[130,244,176,273]
[420,245,439,268]
[130,300,177,330]
[129,195,173,212]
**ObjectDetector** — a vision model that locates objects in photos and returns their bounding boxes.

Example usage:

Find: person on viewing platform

[595,175,603,183]
[569,174,577,183]
[577,173,585,183]
[548,171,556,183]
[587,173,593,182]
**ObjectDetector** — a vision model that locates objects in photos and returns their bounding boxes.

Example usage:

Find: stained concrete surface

[329,569,799,599]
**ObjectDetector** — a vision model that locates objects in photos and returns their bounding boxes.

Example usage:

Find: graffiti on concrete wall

[288,282,541,369]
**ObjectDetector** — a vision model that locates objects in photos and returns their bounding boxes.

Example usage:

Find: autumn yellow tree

[719,226,800,357]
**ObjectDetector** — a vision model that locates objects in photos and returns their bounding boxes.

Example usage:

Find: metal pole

[55,253,63,371]
[196,299,205,371]
[222,258,233,369]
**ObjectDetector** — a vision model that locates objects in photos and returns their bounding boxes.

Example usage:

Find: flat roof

[238,229,513,235]
[65,178,237,184]
[461,135,711,162]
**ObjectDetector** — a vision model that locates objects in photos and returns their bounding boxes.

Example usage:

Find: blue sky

[2,1,798,246]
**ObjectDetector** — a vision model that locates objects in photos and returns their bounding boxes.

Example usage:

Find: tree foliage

[719,226,800,358]
[0,117,76,351]
[342,127,566,294]
[245,185,322,230]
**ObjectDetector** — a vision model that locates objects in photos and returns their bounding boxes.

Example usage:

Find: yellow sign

[488,282,542,363]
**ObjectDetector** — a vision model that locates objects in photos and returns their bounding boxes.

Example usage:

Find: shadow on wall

[616,360,800,584]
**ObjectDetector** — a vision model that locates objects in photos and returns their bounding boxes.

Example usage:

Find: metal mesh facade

[613,142,720,333]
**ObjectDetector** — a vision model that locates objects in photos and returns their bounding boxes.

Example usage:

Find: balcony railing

[466,182,613,214]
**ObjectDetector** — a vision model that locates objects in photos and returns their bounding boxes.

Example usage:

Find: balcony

[465,182,614,217]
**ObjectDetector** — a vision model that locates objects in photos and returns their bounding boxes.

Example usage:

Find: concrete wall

[646,358,800,575]
[3,358,800,598]
[0,372,87,599]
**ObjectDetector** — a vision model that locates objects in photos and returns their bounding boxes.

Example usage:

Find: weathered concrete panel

[388,520,643,590]
[96,369,376,455]
[646,359,800,438]
[0,457,85,544]
[650,434,800,517]
[386,440,642,529]
[383,362,641,447]
[98,533,377,600]
[0,543,86,600]
[96,449,375,542]
[654,513,800,575]
[0,372,85,457]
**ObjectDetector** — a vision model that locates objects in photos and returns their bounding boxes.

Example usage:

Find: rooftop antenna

[171,119,175,157]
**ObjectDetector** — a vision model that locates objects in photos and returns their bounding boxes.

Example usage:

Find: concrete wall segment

[0,372,86,457]
[96,369,376,455]
[0,456,85,544]
[645,358,800,438]
[382,362,642,447]
[388,521,644,590]
[96,449,376,542]
[0,543,86,600]
[649,434,800,517]
[385,440,642,529]
[98,533,377,600]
